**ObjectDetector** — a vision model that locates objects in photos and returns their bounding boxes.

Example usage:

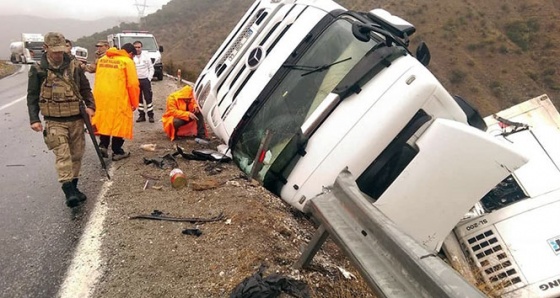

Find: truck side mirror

[159,45,164,53]
[415,41,430,66]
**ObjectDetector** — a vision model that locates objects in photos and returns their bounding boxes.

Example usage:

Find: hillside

[77,0,560,116]
[0,15,136,60]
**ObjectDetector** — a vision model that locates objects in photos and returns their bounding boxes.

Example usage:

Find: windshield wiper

[282,57,352,77]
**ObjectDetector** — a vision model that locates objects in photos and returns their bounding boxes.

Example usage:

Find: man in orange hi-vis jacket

[162,84,207,141]
[92,43,140,161]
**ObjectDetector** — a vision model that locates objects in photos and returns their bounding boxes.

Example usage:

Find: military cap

[44,32,66,52]
[95,40,110,47]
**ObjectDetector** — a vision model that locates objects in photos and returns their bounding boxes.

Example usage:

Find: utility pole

[134,0,149,24]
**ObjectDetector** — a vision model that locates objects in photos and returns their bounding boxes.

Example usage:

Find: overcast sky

[0,0,172,20]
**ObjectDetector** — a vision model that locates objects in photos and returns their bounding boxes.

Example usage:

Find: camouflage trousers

[43,119,85,183]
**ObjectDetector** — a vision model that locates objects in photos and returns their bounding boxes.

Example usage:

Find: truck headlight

[196,83,211,108]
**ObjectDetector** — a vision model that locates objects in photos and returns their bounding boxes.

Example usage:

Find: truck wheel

[157,72,163,81]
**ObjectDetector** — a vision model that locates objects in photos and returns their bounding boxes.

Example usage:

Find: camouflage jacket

[27,53,95,124]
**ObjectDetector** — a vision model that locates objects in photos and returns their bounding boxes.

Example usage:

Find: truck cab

[194,0,527,251]
[107,31,164,80]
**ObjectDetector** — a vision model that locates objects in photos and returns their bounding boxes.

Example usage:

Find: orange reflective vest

[162,85,200,140]
[92,48,139,139]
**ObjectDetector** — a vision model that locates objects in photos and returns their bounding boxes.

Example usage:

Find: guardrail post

[295,168,487,298]
[177,69,182,87]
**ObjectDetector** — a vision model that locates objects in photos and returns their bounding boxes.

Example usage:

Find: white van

[71,46,88,64]
[194,0,527,250]
[108,31,164,80]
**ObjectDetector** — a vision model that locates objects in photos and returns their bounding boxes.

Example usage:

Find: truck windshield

[25,42,43,50]
[232,16,381,183]
[120,36,158,51]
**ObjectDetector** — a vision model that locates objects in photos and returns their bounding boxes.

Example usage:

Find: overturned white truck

[194,0,526,249]
[192,0,558,294]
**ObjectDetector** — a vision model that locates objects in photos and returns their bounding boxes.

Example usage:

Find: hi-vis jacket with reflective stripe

[162,85,200,140]
[92,47,140,139]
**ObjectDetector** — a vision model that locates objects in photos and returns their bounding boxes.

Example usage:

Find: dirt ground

[93,77,375,298]
[0,61,18,79]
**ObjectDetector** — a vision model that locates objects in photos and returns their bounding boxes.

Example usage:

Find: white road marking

[0,96,26,112]
[57,167,114,298]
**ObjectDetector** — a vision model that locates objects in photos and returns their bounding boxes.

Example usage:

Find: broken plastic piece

[182,228,202,237]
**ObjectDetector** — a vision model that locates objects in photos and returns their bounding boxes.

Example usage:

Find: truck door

[372,118,528,250]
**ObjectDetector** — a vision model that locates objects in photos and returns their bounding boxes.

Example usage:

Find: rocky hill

[77,0,560,116]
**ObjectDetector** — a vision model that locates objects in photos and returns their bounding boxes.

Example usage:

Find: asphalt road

[0,64,103,298]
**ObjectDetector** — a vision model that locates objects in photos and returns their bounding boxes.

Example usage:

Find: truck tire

[157,71,163,81]
[10,54,17,64]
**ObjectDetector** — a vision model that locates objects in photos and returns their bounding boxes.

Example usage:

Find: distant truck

[71,46,88,64]
[10,33,44,64]
[107,31,164,80]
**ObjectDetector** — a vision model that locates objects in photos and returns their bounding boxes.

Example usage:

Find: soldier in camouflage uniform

[83,40,109,73]
[27,32,96,208]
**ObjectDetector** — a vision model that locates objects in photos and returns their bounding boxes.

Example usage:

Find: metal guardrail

[294,168,486,298]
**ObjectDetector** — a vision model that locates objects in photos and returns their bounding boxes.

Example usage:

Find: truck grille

[462,228,525,291]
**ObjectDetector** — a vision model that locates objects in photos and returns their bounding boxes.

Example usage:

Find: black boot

[136,114,146,122]
[62,182,80,208]
[72,178,87,202]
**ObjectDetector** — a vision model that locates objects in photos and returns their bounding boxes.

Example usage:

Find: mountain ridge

[0,15,136,59]
[69,0,560,115]
[137,0,560,116]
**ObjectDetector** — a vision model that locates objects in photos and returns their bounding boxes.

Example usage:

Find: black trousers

[99,135,125,154]
[138,78,153,117]
[172,111,206,137]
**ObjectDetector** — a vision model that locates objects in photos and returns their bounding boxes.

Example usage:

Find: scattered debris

[140,143,157,151]
[143,180,151,190]
[230,263,310,298]
[173,145,208,161]
[191,178,223,191]
[129,210,225,223]
[337,266,356,280]
[143,153,178,169]
[204,163,223,175]
[173,145,232,162]
[140,173,160,180]
[226,180,242,187]
[181,228,203,237]
[169,168,188,189]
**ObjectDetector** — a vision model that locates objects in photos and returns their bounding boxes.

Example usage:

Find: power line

[133,0,149,19]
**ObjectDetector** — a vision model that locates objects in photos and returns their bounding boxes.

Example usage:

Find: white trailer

[451,94,560,297]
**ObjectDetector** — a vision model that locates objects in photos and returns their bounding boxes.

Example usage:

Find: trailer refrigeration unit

[450,94,560,298]
[193,0,528,252]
